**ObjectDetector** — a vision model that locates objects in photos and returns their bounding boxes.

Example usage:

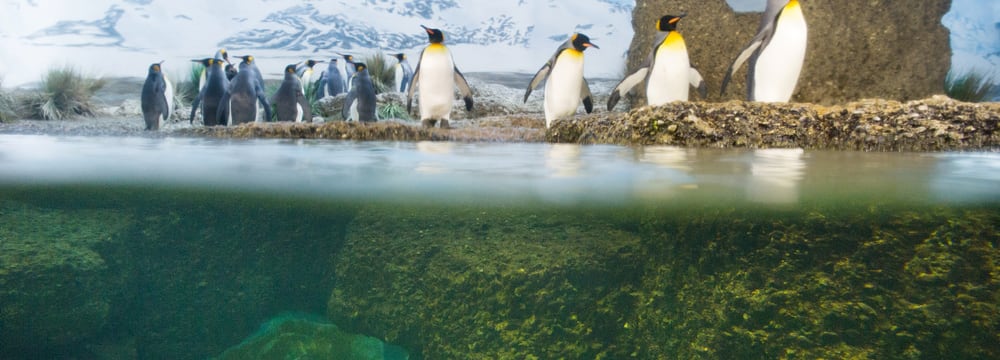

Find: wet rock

[0,201,131,355]
[627,0,951,104]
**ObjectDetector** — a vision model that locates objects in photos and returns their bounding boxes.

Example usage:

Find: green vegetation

[0,78,18,122]
[377,103,409,120]
[360,51,396,94]
[20,66,106,120]
[304,76,322,120]
[176,63,204,105]
[945,69,998,102]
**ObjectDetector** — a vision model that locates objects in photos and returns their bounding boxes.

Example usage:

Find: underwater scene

[0,134,998,359]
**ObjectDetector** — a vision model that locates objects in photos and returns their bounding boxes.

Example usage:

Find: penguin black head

[570,33,599,52]
[304,59,324,68]
[148,61,164,75]
[215,48,231,64]
[657,13,687,32]
[284,64,297,74]
[340,54,354,62]
[354,63,367,72]
[192,58,213,67]
[330,58,339,64]
[236,55,254,64]
[421,25,444,44]
[393,53,406,61]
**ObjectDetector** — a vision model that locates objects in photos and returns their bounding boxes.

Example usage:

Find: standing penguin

[189,57,230,126]
[219,55,272,125]
[316,58,345,100]
[523,33,598,128]
[407,25,474,129]
[393,53,413,93]
[339,54,357,86]
[721,0,808,102]
[272,64,311,122]
[296,59,324,93]
[199,48,230,91]
[140,61,173,131]
[343,63,377,123]
[607,13,707,110]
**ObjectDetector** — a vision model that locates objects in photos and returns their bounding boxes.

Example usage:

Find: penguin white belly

[295,104,303,123]
[394,64,404,92]
[164,76,175,120]
[646,45,690,106]
[417,48,456,121]
[752,5,807,102]
[543,51,585,127]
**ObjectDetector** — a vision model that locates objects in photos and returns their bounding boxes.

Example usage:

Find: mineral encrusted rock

[626,0,952,104]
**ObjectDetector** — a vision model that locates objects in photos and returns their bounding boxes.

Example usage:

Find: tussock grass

[377,103,409,120]
[945,69,999,103]
[304,76,321,119]
[0,78,18,122]
[360,51,396,94]
[176,63,204,105]
[21,66,106,120]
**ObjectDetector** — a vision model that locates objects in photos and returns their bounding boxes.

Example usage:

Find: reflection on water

[747,148,806,204]
[0,135,997,204]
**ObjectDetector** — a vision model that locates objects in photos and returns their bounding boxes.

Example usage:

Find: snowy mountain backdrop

[0,0,997,95]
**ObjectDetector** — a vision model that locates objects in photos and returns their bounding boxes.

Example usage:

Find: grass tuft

[361,51,396,94]
[176,63,204,105]
[0,78,18,122]
[304,77,321,119]
[377,103,409,120]
[21,66,106,120]
[945,69,999,103]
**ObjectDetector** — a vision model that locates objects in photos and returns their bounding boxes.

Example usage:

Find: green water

[0,136,998,359]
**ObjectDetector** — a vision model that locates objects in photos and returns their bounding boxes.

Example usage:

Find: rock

[626,0,951,104]
[0,201,131,355]
[215,315,409,360]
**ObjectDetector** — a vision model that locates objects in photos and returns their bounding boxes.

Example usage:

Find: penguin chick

[343,63,377,123]
[721,0,808,102]
[407,25,474,129]
[608,13,707,111]
[140,61,173,130]
[523,32,598,128]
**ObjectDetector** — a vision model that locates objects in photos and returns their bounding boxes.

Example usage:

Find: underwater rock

[214,315,408,360]
[0,201,131,356]
[627,0,951,104]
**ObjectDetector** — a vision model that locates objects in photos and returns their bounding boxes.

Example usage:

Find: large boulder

[626,0,952,104]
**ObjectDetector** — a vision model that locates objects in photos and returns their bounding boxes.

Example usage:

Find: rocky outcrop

[625,0,952,104]
[548,96,999,151]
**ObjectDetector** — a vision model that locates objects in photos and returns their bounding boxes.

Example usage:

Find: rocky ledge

[179,96,999,151]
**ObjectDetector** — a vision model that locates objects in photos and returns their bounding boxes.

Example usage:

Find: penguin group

[143,1,807,130]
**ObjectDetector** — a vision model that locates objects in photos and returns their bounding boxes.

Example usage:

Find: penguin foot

[421,119,437,128]
[439,119,450,129]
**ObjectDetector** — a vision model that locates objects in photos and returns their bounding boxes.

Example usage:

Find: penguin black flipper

[406,52,423,113]
[581,78,594,114]
[607,67,649,111]
[189,89,205,124]
[316,72,328,100]
[720,1,784,96]
[689,67,708,100]
[342,88,357,121]
[454,66,474,111]
[523,62,550,103]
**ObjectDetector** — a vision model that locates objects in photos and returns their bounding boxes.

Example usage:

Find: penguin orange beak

[421,25,433,34]
[584,42,600,49]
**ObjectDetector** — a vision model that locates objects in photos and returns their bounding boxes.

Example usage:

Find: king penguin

[199,48,230,91]
[343,63,377,123]
[407,25,474,129]
[393,53,413,93]
[140,61,174,131]
[316,58,345,100]
[607,13,707,111]
[219,55,272,125]
[721,0,808,102]
[523,32,598,129]
[272,64,311,122]
[189,57,230,126]
[339,54,357,87]
[296,59,324,94]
